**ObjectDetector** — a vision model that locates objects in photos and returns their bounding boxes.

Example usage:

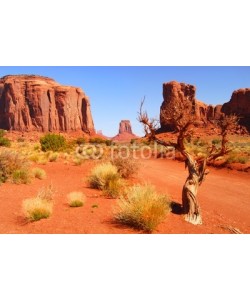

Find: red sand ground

[0,158,249,234]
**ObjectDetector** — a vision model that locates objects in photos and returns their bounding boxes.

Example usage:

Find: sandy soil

[0,158,249,234]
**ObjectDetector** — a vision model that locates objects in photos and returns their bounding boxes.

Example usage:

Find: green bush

[89,137,106,144]
[114,184,171,232]
[76,137,87,145]
[0,129,6,138]
[40,134,66,152]
[0,137,11,147]
[0,130,11,147]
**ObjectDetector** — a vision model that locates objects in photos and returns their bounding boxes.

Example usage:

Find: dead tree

[138,99,238,225]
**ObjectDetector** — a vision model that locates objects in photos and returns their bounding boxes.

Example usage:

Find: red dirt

[0,159,249,234]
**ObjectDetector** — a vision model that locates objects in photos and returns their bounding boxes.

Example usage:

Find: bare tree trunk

[181,153,204,225]
[182,174,202,225]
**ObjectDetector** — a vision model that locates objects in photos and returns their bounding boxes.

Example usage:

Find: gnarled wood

[138,100,238,225]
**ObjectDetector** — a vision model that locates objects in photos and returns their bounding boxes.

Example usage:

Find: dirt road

[138,158,250,233]
[0,159,249,234]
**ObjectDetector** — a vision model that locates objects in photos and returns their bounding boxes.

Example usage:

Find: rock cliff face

[222,88,250,131]
[0,75,95,133]
[160,81,223,131]
[112,120,138,142]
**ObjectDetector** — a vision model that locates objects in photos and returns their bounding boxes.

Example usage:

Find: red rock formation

[222,88,250,131]
[119,120,133,134]
[160,81,224,131]
[112,120,138,142]
[0,75,95,133]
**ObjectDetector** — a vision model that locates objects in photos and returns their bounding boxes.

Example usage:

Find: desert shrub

[37,185,54,201]
[76,137,87,145]
[67,192,86,207]
[212,138,221,145]
[114,184,171,232]
[40,133,66,152]
[89,137,106,144]
[0,130,11,147]
[226,152,248,164]
[33,144,40,151]
[32,168,47,180]
[226,154,249,164]
[0,150,29,183]
[12,169,31,184]
[0,136,11,147]
[112,157,139,179]
[29,153,40,163]
[23,185,54,221]
[38,156,48,165]
[0,129,6,137]
[238,157,249,164]
[105,140,112,146]
[48,152,59,162]
[23,198,52,221]
[88,163,119,190]
[103,175,124,198]
[73,156,85,166]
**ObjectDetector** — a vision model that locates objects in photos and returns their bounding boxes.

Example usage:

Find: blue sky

[0,66,249,136]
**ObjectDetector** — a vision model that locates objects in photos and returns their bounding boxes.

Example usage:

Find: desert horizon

[0,68,249,234]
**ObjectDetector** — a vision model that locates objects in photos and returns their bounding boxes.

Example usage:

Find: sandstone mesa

[0,75,95,134]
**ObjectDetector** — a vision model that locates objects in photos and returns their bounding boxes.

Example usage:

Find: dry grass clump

[48,152,59,162]
[67,192,86,207]
[88,162,124,198]
[112,157,139,179]
[12,169,31,184]
[23,185,54,222]
[114,184,171,232]
[0,149,30,184]
[32,168,47,180]
[103,175,124,198]
[88,163,118,190]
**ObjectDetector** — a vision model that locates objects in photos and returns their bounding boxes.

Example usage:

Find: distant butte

[159,81,249,134]
[112,120,138,142]
[0,75,95,134]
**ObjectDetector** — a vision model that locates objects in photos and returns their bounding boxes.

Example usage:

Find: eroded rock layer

[0,75,95,133]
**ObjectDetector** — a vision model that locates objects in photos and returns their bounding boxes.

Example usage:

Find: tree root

[185,213,202,225]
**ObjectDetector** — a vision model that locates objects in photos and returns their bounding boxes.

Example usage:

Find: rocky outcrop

[112,120,138,142]
[222,88,250,131]
[119,120,133,134]
[0,75,95,133]
[160,81,224,131]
